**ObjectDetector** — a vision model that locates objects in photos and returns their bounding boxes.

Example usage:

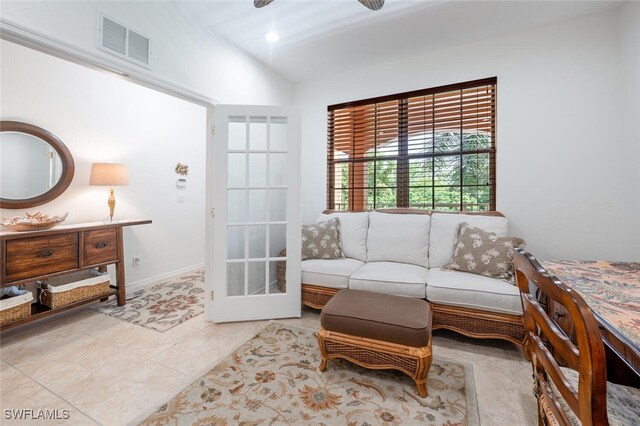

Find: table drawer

[5,234,79,282]
[83,229,117,266]
[549,299,575,341]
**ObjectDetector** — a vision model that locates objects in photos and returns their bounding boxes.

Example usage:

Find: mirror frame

[0,121,75,209]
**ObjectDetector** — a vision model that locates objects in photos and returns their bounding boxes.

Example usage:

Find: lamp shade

[89,163,129,186]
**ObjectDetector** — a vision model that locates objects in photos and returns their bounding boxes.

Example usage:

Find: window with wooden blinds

[327,77,496,212]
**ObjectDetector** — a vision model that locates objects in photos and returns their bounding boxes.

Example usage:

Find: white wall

[1,40,207,285]
[294,8,636,261]
[619,1,640,256]
[0,0,292,105]
[0,1,295,286]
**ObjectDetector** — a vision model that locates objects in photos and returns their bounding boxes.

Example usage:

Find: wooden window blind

[327,77,496,212]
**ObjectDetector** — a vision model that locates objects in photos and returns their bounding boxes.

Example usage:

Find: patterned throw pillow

[301,218,345,260]
[442,222,526,281]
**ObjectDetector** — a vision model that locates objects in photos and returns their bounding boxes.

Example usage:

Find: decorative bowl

[1,212,68,232]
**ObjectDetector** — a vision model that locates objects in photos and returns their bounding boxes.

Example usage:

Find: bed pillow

[301,218,345,260]
[442,222,525,281]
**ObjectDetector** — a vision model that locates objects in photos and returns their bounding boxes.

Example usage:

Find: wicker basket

[39,270,110,309]
[0,291,32,326]
[276,249,287,293]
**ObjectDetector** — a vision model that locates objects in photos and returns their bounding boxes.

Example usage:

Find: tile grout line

[77,313,258,423]
[3,308,538,425]
[516,371,539,424]
[5,350,193,426]
[2,319,191,426]
[1,357,105,426]
[1,322,111,423]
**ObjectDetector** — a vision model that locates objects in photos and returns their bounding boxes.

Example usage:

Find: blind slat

[328,78,496,211]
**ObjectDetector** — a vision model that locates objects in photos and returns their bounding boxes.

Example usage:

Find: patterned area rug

[136,322,479,425]
[94,270,204,332]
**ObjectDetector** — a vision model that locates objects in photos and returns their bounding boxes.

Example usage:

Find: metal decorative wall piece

[175,163,189,176]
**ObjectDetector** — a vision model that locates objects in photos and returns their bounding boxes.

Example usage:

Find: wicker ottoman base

[317,327,433,397]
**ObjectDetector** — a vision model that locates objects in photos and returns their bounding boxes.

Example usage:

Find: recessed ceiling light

[265,31,280,42]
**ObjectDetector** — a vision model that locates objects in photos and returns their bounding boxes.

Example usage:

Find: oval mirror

[0,121,75,209]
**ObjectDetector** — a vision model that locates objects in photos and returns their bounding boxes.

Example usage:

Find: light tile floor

[0,306,537,425]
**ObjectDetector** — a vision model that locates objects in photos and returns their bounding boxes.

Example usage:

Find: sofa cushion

[321,289,432,347]
[442,222,525,280]
[366,212,430,267]
[429,213,509,268]
[318,212,369,261]
[301,218,344,260]
[302,258,365,289]
[349,262,428,298]
[425,268,523,315]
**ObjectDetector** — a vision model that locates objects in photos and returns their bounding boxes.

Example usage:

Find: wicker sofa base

[302,284,340,309]
[303,284,526,353]
[317,327,433,397]
[431,303,526,345]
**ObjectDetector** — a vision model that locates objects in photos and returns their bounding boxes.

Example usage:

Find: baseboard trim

[126,263,204,290]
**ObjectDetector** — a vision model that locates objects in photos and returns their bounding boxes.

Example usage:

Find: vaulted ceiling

[175,0,620,82]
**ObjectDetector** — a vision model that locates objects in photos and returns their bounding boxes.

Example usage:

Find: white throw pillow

[366,212,430,268]
[317,212,369,261]
[429,213,509,268]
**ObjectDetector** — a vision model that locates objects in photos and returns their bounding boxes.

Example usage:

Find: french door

[209,105,301,322]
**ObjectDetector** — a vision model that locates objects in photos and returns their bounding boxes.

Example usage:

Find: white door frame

[204,105,215,321]
[207,105,301,322]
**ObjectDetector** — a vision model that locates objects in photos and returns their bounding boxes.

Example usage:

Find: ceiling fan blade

[254,0,275,8]
[358,0,384,11]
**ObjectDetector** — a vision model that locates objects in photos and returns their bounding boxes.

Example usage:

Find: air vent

[128,30,150,65]
[102,18,127,55]
[97,13,151,68]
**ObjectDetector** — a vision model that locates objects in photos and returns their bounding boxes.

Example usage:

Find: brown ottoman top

[320,289,432,347]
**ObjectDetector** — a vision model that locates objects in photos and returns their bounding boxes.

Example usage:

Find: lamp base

[108,188,116,221]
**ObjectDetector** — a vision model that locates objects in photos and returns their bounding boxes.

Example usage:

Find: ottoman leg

[317,331,328,372]
[414,340,433,398]
[319,358,328,372]
[416,379,428,398]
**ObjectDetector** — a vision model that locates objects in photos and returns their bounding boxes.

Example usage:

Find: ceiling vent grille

[97,13,151,68]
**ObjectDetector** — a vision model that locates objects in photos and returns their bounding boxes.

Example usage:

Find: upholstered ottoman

[317,289,433,397]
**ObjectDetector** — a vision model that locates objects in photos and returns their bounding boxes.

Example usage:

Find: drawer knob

[95,241,108,249]
[38,249,54,258]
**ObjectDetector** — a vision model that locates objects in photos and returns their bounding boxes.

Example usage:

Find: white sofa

[298,209,526,350]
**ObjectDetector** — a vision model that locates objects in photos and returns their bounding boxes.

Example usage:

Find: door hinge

[210,290,214,300]
[211,125,216,135]
[210,208,215,218]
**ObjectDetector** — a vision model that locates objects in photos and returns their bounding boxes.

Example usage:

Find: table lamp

[90,163,129,221]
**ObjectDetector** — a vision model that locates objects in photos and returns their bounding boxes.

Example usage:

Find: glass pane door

[226,115,288,297]
[211,105,300,323]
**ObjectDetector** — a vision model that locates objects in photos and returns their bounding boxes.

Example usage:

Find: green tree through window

[328,78,496,211]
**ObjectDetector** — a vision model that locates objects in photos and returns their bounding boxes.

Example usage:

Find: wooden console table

[1,219,151,330]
